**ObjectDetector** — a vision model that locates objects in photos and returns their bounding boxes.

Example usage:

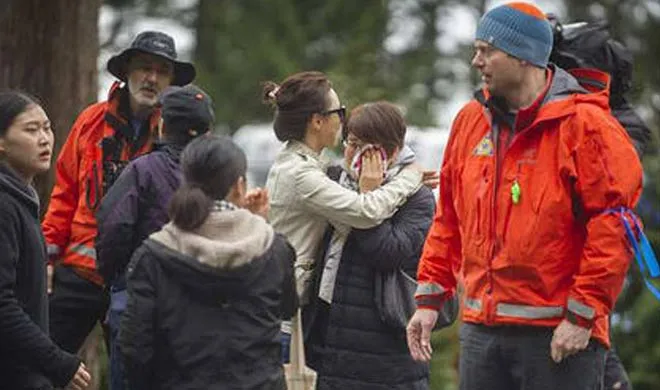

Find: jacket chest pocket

[456,157,492,249]
[502,159,552,260]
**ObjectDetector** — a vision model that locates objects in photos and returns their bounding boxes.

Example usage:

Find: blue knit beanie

[475,2,553,68]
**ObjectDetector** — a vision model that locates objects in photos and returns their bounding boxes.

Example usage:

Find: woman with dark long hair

[0,91,90,389]
[120,135,296,389]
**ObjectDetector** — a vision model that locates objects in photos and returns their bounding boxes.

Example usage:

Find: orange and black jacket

[42,82,160,285]
[415,66,643,348]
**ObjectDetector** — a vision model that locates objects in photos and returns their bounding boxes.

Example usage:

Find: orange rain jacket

[415,67,643,348]
[42,82,159,285]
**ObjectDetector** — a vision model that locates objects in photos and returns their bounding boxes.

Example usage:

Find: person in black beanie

[96,84,214,389]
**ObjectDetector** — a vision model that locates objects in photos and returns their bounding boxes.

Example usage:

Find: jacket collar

[103,82,161,150]
[475,65,612,131]
[153,141,184,163]
[286,140,333,167]
[0,162,40,217]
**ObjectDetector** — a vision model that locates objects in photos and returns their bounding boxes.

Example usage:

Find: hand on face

[358,149,385,193]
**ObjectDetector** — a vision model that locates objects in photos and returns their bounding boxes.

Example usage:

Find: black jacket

[119,207,297,390]
[307,186,435,390]
[0,163,80,389]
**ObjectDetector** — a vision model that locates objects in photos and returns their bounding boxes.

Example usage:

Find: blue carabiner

[609,207,660,301]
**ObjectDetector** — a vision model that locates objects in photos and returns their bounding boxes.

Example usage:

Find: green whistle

[511,180,521,204]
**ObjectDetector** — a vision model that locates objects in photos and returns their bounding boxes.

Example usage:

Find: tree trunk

[0,3,103,389]
[0,0,100,212]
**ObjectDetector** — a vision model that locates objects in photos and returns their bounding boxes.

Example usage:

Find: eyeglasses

[342,136,364,149]
[321,106,346,123]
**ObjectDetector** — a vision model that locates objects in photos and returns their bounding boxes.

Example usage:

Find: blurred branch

[100,11,124,50]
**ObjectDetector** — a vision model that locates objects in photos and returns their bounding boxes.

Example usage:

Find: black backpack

[548,15,651,157]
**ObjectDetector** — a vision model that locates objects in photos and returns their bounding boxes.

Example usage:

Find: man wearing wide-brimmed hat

[42,31,195,389]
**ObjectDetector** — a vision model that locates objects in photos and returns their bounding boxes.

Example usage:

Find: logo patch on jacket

[473,133,494,156]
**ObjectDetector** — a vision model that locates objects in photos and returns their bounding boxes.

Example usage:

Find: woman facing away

[262,71,424,313]
[119,135,297,390]
[0,91,91,389]
[307,102,435,389]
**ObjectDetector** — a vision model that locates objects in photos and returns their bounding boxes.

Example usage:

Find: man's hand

[550,319,592,363]
[244,188,269,219]
[422,170,440,189]
[406,309,439,362]
[358,150,385,193]
[66,362,91,390]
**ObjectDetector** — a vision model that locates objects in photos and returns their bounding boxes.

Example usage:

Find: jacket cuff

[566,297,596,329]
[565,310,595,329]
[417,303,442,311]
[415,281,447,311]
[49,350,81,388]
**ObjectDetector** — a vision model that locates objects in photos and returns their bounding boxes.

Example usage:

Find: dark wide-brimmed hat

[106,31,196,86]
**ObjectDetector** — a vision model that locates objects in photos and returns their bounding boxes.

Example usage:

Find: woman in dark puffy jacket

[306,102,435,389]
[119,135,297,390]
[0,91,90,389]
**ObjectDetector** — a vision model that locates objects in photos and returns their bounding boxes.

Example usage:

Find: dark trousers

[107,288,130,390]
[459,322,606,390]
[49,265,110,354]
[604,349,632,390]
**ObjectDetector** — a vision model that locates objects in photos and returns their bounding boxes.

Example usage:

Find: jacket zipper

[85,160,100,210]
[485,125,502,324]
[487,123,515,323]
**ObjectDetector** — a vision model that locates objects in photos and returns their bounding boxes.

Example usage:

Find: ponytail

[168,184,214,231]
[169,135,248,231]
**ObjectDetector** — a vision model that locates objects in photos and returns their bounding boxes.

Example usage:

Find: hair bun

[262,81,280,105]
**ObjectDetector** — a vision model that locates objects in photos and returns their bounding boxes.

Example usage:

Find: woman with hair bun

[263,71,424,308]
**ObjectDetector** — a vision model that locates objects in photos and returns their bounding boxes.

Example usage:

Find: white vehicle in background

[233,123,451,191]
[232,123,282,188]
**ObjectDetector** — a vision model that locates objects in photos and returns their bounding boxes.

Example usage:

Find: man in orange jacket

[406,3,643,389]
[42,31,195,357]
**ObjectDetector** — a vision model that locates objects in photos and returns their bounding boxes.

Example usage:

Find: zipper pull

[511,180,521,205]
